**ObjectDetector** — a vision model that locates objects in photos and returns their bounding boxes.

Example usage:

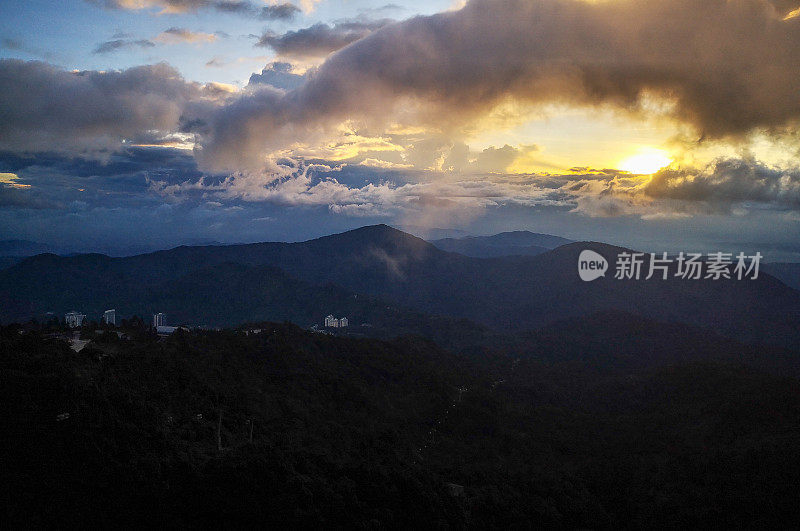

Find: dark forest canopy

[4,320,800,528]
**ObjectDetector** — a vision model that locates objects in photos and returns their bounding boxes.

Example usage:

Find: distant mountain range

[0,239,62,256]
[1,225,799,348]
[399,225,472,240]
[0,238,228,259]
[429,231,573,257]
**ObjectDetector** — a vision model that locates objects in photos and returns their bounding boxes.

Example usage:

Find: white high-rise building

[324,315,349,328]
[103,309,116,325]
[153,313,165,328]
[65,311,85,328]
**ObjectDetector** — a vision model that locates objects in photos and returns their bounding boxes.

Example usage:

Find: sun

[618,149,672,174]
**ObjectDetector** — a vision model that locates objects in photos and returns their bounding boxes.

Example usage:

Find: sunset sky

[1,0,799,258]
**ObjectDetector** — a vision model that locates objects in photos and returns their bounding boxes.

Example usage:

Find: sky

[1,0,799,259]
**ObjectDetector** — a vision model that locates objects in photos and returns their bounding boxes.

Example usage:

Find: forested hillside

[2,225,800,347]
[4,322,800,528]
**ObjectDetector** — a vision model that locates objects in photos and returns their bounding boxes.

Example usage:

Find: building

[324,315,349,328]
[153,313,165,328]
[156,325,188,336]
[445,483,465,497]
[103,309,116,325]
[65,311,85,328]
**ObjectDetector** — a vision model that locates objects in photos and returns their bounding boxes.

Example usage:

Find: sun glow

[618,149,672,174]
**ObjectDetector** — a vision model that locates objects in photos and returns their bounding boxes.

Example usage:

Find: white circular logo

[578,250,608,282]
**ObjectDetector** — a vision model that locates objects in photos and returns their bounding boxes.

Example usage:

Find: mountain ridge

[429,230,573,258]
[1,225,798,348]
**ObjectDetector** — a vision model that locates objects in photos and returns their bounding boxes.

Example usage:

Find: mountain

[765,263,800,292]
[1,225,799,347]
[429,230,572,258]
[0,256,24,271]
[0,239,61,256]
[150,261,496,349]
[0,254,491,347]
[399,225,472,240]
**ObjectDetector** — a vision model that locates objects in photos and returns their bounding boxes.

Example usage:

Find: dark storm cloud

[0,147,197,180]
[0,148,201,204]
[201,0,800,171]
[0,60,215,154]
[644,159,800,208]
[256,19,393,59]
[0,146,212,249]
[0,187,59,210]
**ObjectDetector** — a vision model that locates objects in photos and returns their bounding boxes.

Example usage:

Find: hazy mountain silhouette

[0,239,61,256]
[0,256,23,271]
[400,225,471,240]
[765,263,800,292]
[430,231,572,257]
[1,225,798,347]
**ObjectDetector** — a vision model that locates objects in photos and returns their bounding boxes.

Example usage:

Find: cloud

[256,19,393,60]
[88,0,213,13]
[1,38,23,50]
[154,27,218,44]
[359,4,406,16]
[0,36,61,62]
[149,159,568,226]
[561,156,800,219]
[358,158,413,169]
[644,158,800,208]
[94,27,220,54]
[441,142,539,174]
[201,0,800,172]
[248,62,306,91]
[259,3,301,20]
[399,138,535,173]
[566,176,654,218]
[205,57,226,68]
[88,0,301,18]
[205,54,273,68]
[0,172,30,189]
[0,187,57,209]
[8,0,800,232]
[93,38,156,54]
[0,60,212,154]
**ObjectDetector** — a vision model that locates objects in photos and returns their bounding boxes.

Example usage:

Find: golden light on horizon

[618,149,672,175]
[0,172,30,188]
